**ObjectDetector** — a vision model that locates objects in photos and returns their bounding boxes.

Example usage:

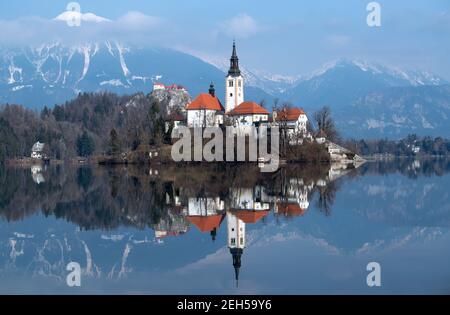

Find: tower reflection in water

[159,177,315,286]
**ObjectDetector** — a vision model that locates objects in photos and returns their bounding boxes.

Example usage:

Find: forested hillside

[0,92,167,161]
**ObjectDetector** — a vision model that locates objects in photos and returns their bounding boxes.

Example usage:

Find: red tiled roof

[228,101,269,116]
[274,108,306,121]
[232,210,270,224]
[186,214,225,233]
[276,202,306,217]
[186,93,224,111]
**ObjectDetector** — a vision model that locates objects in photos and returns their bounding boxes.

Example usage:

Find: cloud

[220,13,262,39]
[0,10,165,47]
[54,11,111,23]
[116,11,164,31]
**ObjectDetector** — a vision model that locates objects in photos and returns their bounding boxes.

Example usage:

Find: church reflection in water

[155,164,348,285]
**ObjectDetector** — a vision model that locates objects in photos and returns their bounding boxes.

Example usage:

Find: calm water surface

[1,160,449,294]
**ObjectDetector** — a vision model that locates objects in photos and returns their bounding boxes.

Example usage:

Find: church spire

[209,82,215,97]
[230,248,243,287]
[228,40,241,77]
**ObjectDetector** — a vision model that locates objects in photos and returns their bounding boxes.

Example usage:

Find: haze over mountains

[0,40,449,138]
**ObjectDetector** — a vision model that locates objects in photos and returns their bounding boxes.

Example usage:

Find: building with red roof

[273,107,310,144]
[153,82,187,92]
[231,209,270,224]
[273,108,306,122]
[164,112,186,133]
[275,202,307,218]
[227,101,269,128]
[186,83,224,127]
[228,101,269,116]
[186,214,225,233]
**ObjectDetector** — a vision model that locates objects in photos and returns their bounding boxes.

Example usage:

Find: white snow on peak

[77,44,92,83]
[352,60,383,74]
[115,42,131,77]
[309,59,342,78]
[8,64,23,84]
[11,85,32,92]
[54,11,111,23]
[131,75,150,83]
[307,59,378,78]
[105,40,115,57]
[92,42,100,56]
[262,73,301,84]
[100,79,127,87]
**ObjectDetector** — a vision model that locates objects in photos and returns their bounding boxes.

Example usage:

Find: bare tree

[313,106,339,142]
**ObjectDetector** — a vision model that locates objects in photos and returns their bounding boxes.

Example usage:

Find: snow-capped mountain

[284,58,448,106]
[0,41,272,108]
[196,54,301,95]
[305,59,446,86]
[280,59,450,137]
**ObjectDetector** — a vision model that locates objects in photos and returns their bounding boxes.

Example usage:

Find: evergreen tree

[76,131,95,157]
[82,107,90,127]
[52,105,65,121]
[0,118,20,162]
[109,129,121,155]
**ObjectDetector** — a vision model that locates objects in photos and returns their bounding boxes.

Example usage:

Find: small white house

[31,164,45,184]
[31,142,45,159]
[186,92,224,128]
[315,130,327,144]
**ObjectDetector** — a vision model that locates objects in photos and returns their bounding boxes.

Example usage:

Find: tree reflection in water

[0,159,449,229]
[0,158,449,290]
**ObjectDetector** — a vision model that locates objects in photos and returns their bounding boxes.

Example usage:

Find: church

[185,41,303,132]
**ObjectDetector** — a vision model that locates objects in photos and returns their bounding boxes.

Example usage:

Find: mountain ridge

[1,42,450,138]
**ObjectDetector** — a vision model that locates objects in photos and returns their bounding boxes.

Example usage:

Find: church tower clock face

[225,41,244,113]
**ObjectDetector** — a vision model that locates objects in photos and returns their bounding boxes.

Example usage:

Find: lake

[1,159,449,294]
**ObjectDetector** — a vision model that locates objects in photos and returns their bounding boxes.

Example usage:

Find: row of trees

[0,92,169,162]
[342,135,450,157]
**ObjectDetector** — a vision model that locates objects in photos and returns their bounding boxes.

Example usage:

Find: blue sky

[0,0,449,78]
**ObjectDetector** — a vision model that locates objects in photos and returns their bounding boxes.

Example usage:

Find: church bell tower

[227,211,245,287]
[225,41,244,113]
